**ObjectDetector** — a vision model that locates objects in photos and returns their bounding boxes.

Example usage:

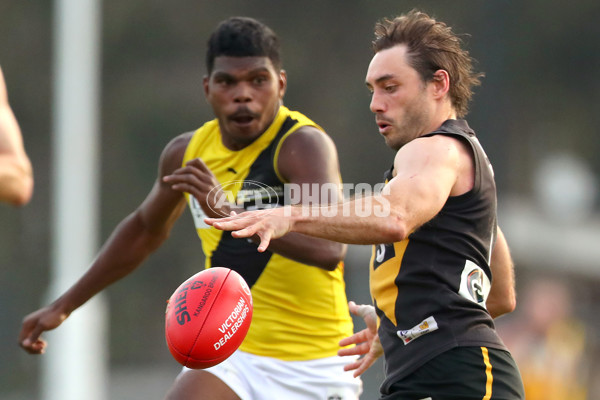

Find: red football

[165,267,253,369]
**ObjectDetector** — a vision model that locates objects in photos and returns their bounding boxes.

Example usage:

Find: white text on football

[213,298,250,350]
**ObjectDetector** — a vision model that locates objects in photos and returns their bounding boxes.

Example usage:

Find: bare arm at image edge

[0,66,33,206]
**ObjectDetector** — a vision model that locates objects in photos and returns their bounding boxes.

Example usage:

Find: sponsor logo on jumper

[468,269,485,303]
[397,316,439,345]
[458,260,491,306]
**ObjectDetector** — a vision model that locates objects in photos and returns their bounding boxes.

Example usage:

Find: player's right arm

[0,66,33,206]
[19,132,192,354]
[208,135,462,249]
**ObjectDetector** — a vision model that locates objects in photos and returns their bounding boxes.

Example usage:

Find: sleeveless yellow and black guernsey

[183,106,353,361]
[371,119,509,391]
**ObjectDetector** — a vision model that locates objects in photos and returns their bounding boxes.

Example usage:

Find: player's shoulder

[163,131,194,155]
[281,124,336,155]
[396,134,464,171]
[158,131,195,175]
[278,125,338,172]
[276,124,340,183]
[411,132,466,155]
[423,131,476,166]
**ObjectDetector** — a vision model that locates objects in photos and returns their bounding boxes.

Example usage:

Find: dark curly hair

[206,17,282,75]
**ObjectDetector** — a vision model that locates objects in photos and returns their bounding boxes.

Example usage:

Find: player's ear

[430,69,450,99]
[278,69,287,98]
[203,75,210,97]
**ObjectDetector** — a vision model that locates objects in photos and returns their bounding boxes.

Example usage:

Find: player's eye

[253,76,268,85]
[215,76,235,86]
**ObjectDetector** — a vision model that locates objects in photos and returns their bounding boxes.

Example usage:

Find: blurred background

[1,0,600,399]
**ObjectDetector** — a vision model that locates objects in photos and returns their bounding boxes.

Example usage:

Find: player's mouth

[376,117,393,135]
[229,109,258,127]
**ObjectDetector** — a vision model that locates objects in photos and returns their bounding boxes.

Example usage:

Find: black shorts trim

[380,346,525,400]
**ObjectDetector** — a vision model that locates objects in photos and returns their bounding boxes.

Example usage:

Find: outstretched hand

[19,306,69,354]
[205,206,294,252]
[338,301,382,377]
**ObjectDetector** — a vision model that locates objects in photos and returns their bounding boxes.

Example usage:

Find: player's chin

[228,122,262,141]
[383,135,402,152]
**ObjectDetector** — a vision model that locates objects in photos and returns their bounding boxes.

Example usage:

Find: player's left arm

[486,226,516,318]
[263,125,347,270]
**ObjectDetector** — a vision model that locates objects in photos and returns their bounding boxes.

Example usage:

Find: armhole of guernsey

[182,122,216,229]
[182,127,206,165]
[272,111,323,183]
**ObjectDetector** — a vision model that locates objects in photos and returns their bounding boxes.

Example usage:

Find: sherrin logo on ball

[165,267,253,369]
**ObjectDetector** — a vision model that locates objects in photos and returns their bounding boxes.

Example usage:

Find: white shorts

[182,350,363,400]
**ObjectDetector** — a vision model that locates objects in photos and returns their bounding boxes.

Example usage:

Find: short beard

[387,91,431,151]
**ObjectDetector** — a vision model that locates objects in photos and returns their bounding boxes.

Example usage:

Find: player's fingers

[342,359,362,372]
[339,332,362,347]
[213,219,245,231]
[339,329,369,346]
[204,217,216,226]
[209,211,251,226]
[166,171,213,190]
[338,342,369,357]
[19,316,39,341]
[163,166,201,182]
[162,167,185,179]
[185,158,211,173]
[17,321,32,344]
[19,335,31,349]
[206,216,237,227]
[20,325,47,354]
[347,300,358,314]
[21,338,47,354]
[354,304,378,330]
[167,159,207,178]
[354,303,375,319]
[33,340,47,354]
[229,223,259,238]
[353,359,372,377]
[256,230,272,252]
[348,301,375,320]
[23,323,46,346]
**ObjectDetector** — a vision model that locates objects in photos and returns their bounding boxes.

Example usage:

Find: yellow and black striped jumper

[183,105,353,361]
